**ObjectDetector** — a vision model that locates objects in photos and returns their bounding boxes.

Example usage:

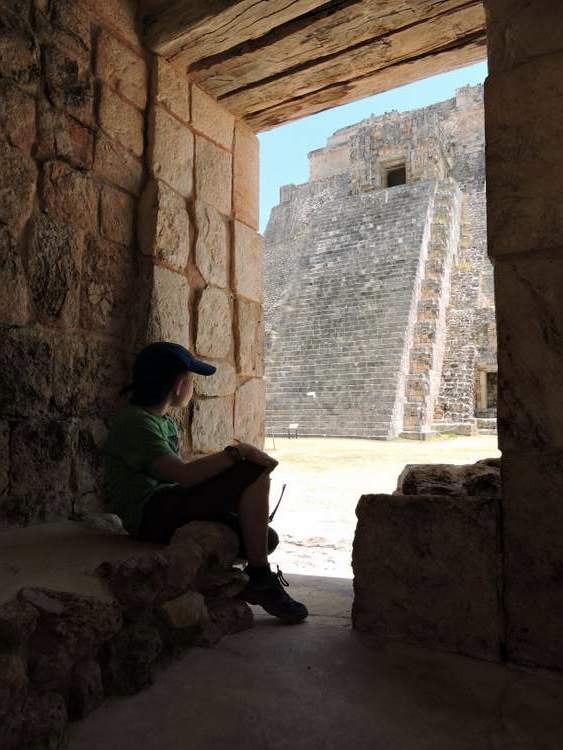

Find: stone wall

[264,85,495,438]
[0,0,264,530]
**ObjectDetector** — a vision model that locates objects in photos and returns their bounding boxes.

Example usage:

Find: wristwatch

[224,444,244,463]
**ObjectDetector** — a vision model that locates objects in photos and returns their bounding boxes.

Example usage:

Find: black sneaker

[238,567,308,624]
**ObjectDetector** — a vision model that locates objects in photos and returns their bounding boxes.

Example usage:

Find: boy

[103,341,308,624]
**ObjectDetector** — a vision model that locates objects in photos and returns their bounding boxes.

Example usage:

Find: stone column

[485,0,563,668]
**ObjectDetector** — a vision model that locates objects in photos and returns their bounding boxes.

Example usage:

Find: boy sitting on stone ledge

[103,341,308,624]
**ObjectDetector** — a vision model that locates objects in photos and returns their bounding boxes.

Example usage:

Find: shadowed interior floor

[69,574,563,750]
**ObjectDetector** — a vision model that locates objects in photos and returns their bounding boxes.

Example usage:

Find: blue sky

[258,61,488,232]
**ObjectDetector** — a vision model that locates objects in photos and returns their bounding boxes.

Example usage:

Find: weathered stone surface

[234,379,266,447]
[233,121,259,230]
[0,139,36,231]
[0,10,39,92]
[99,85,144,158]
[194,362,236,398]
[0,421,9,495]
[36,99,94,169]
[0,599,39,652]
[206,598,254,636]
[194,201,229,288]
[486,52,563,257]
[35,0,91,62]
[196,287,232,359]
[138,179,190,270]
[161,591,207,629]
[191,397,234,453]
[352,493,502,661]
[81,237,134,336]
[94,132,143,194]
[10,419,77,498]
[171,521,240,570]
[1,690,67,750]
[44,44,93,125]
[495,255,563,452]
[503,451,563,670]
[0,329,52,418]
[100,185,135,246]
[195,137,232,217]
[0,80,35,151]
[41,160,98,233]
[97,30,147,109]
[196,568,248,599]
[97,547,202,608]
[146,266,190,345]
[68,658,103,720]
[27,211,82,326]
[83,0,139,48]
[73,418,108,500]
[148,106,193,197]
[101,617,163,696]
[192,85,234,150]
[395,461,501,497]
[52,335,124,417]
[237,298,264,376]
[0,226,30,325]
[233,221,263,302]
[152,56,189,121]
[0,655,26,718]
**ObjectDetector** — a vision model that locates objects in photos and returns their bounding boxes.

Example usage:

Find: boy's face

[170,373,194,408]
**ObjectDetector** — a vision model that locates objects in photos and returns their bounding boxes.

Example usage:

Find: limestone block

[99,85,144,158]
[0,421,8,496]
[191,397,234,453]
[395,462,501,497]
[27,211,82,326]
[82,0,139,48]
[234,379,265,447]
[152,56,190,122]
[36,100,94,169]
[486,0,563,73]
[35,0,91,63]
[138,179,190,271]
[352,493,502,661]
[0,140,36,231]
[233,121,259,230]
[44,44,93,126]
[194,201,229,288]
[503,451,563,669]
[171,521,240,569]
[196,568,248,598]
[236,298,264,376]
[94,132,143,195]
[68,658,103,720]
[0,80,36,151]
[52,335,125,417]
[100,617,163,695]
[0,10,39,92]
[146,266,190,346]
[1,690,67,750]
[73,418,108,498]
[161,591,207,629]
[486,53,563,256]
[206,598,254,636]
[0,329,53,417]
[148,106,193,197]
[495,256,563,451]
[41,160,98,234]
[191,85,234,150]
[0,654,26,718]
[100,185,135,246]
[0,226,30,325]
[10,419,78,497]
[194,362,236,398]
[195,136,232,216]
[196,287,232,359]
[233,221,263,303]
[97,30,147,109]
[80,237,134,336]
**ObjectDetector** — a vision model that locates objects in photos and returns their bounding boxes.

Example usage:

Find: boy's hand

[236,442,278,473]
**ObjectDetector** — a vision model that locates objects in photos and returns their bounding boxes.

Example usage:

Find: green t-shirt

[103,404,180,536]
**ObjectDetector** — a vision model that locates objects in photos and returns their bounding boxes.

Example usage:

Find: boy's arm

[151,444,277,488]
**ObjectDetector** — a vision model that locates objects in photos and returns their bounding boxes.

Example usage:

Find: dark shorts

[137,461,278,553]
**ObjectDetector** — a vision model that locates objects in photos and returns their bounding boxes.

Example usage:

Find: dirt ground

[265,435,500,578]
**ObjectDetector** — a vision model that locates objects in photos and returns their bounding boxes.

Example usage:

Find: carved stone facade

[265,85,495,439]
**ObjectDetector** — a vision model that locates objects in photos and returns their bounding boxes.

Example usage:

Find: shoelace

[275,566,289,587]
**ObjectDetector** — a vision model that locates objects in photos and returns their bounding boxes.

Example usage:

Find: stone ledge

[0,519,252,749]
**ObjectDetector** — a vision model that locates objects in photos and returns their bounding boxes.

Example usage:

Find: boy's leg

[236,473,270,566]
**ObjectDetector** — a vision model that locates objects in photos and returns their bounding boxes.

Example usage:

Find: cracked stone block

[99,84,144,158]
[234,379,265,447]
[0,10,40,93]
[94,132,143,195]
[44,44,93,125]
[0,79,35,151]
[41,160,98,234]
[152,56,190,122]
[196,287,232,359]
[195,136,232,216]
[0,140,36,231]
[191,397,234,453]
[100,185,135,246]
[138,179,190,271]
[36,99,93,169]
[97,30,147,109]
[191,85,234,150]
[352,493,502,661]
[148,105,193,197]
[194,201,229,288]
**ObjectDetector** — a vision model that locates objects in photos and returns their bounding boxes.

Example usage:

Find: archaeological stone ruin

[265,85,497,439]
